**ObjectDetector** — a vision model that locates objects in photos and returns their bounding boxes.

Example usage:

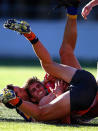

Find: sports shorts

[70,70,97,111]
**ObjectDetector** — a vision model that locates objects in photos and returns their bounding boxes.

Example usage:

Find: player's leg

[79,92,98,123]
[1,70,97,123]
[0,86,70,122]
[3,1,79,83]
[82,62,98,121]
[40,69,97,122]
[39,91,70,121]
[3,10,77,84]
[18,90,70,122]
[1,69,97,123]
[6,70,97,122]
[59,0,81,69]
[59,16,81,69]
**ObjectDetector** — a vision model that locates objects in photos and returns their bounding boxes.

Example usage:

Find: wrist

[89,0,98,7]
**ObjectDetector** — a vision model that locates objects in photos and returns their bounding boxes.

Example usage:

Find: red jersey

[43,73,69,93]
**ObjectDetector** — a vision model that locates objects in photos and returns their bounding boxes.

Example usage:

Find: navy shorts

[70,70,97,111]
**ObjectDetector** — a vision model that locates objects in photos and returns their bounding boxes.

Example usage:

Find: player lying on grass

[81,0,98,19]
[0,0,98,124]
[1,0,81,123]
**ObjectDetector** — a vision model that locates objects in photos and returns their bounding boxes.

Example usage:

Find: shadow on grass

[0,118,26,123]
[43,121,98,127]
[0,118,98,127]
[72,123,98,127]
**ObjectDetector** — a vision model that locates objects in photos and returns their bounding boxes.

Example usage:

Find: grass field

[0,66,98,131]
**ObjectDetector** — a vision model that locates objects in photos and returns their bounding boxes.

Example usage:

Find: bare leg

[18,90,70,122]
[59,16,81,69]
[32,40,77,83]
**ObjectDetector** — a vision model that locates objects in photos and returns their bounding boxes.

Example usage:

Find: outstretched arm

[81,0,98,19]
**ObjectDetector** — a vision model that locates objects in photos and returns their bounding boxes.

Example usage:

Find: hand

[81,4,92,20]
[51,80,64,97]
[50,80,69,97]
[44,73,56,83]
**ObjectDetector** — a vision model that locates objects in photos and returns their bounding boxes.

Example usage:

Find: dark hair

[6,84,14,90]
[24,77,45,98]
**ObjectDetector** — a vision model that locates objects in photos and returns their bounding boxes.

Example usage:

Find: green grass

[0,66,46,90]
[0,66,98,130]
[0,66,97,89]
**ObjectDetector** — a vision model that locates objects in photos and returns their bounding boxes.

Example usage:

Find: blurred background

[0,0,98,67]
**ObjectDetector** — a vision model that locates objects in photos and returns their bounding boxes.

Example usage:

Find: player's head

[24,77,47,103]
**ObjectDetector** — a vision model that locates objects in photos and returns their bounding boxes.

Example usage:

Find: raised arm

[81,0,98,19]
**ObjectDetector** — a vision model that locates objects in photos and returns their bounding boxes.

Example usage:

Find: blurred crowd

[0,0,98,20]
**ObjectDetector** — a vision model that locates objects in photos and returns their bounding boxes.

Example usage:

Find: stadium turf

[0,66,98,130]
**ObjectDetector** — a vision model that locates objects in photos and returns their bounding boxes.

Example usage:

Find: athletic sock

[67,7,78,19]
[23,32,36,41]
[23,32,39,45]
